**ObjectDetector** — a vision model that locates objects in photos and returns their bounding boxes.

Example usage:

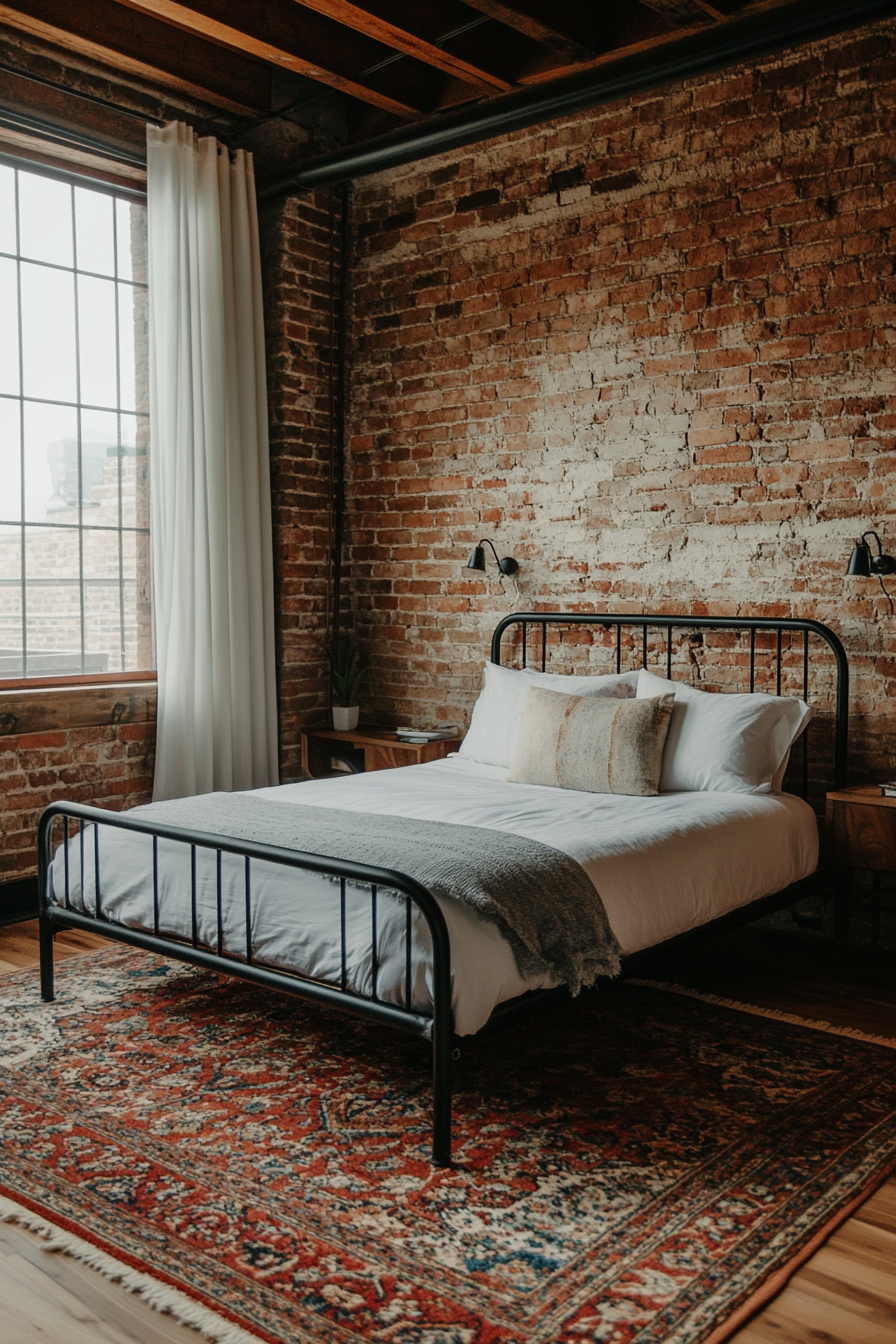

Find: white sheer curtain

[147,122,278,801]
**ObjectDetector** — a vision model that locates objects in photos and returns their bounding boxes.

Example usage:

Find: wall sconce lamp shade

[466,539,518,576]
[846,531,896,577]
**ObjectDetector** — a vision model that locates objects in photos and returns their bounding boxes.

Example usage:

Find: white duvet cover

[49,756,818,1034]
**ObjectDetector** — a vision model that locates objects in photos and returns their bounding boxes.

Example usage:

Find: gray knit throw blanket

[133,792,621,992]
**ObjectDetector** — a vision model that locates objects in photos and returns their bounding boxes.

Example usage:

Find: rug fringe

[0,1194,266,1344]
[628,979,896,1049]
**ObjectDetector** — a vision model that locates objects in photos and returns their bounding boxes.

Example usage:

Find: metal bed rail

[492,612,849,794]
[37,801,455,1167]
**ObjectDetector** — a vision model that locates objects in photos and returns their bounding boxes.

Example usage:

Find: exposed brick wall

[346,18,896,783]
[261,187,343,781]
[0,721,154,881]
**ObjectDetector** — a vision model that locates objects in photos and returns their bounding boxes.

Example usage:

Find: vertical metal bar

[371,885,378,1001]
[802,631,809,798]
[63,816,70,910]
[615,623,621,673]
[521,621,527,668]
[245,856,252,965]
[216,850,223,957]
[749,628,756,692]
[666,626,672,679]
[93,822,101,917]
[405,895,412,1013]
[190,845,198,948]
[642,624,648,668]
[152,834,159,936]
[79,819,84,912]
[776,628,782,696]
[340,877,347,992]
[429,897,454,1167]
[834,643,849,789]
[541,621,546,671]
[37,807,55,1003]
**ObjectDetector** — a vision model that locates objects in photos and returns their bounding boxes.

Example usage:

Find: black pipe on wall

[257,0,896,202]
[330,180,350,671]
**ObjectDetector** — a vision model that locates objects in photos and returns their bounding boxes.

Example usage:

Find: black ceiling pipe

[257,0,896,203]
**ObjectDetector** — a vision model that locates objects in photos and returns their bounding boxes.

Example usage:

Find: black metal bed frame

[37,611,849,1168]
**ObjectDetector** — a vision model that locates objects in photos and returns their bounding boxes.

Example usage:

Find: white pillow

[635,668,815,794]
[459,661,641,768]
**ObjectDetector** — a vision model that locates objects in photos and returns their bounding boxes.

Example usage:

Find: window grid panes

[0,163,150,679]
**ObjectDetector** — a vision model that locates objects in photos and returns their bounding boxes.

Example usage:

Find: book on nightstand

[395,725,459,744]
[879,782,896,797]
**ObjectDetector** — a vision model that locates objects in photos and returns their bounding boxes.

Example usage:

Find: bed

[38,612,849,1166]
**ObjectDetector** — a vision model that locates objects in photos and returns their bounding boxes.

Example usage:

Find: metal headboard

[491,612,849,794]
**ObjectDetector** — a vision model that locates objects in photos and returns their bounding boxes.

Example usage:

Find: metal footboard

[37,801,455,1167]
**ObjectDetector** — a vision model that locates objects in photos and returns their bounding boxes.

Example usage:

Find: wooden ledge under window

[0,673,157,738]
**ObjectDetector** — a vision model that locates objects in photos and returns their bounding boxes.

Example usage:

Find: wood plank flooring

[1,920,894,1343]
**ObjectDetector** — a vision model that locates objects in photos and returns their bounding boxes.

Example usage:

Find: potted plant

[330,636,367,731]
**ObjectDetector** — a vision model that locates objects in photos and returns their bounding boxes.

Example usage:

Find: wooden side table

[301,726,462,780]
[825,785,896,957]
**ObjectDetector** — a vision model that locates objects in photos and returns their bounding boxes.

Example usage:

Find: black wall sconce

[846,531,896,577]
[846,530,895,612]
[465,538,518,577]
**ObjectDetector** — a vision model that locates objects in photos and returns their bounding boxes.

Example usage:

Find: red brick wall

[0,721,154,882]
[346,19,896,781]
[261,187,344,781]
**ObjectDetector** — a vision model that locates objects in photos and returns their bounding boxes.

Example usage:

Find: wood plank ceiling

[0,0,831,162]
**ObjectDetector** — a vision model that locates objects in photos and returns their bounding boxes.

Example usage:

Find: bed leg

[39,913,55,1003]
[431,1025,453,1167]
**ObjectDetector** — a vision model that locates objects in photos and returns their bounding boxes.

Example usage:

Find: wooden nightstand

[826,785,896,956]
[301,726,462,780]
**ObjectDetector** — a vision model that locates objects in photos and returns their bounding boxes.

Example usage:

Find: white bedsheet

[49,756,818,1034]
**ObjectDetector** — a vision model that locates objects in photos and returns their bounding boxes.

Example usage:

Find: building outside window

[0,160,150,680]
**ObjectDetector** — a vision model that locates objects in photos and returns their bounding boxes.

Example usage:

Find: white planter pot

[332,705,360,731]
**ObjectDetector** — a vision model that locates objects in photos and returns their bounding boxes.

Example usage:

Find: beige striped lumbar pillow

[507,685,675,796]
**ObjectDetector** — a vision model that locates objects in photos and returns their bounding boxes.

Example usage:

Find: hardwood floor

[1,920,894,1343]
[0,1220,202,1344]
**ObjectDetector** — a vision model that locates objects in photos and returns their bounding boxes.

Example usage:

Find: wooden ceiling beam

[459,0,595,60]
[0,4,261,115]
[637,0,722,25]
[289,0,512,91]
[515,21,709,85]
[111,0,421,118]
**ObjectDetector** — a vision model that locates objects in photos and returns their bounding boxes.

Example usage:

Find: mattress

[49,756,819,1035]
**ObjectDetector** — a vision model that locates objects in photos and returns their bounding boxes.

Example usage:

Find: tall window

[0,162,150,680]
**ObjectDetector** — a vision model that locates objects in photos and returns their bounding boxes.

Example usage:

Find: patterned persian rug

[1,947,895,1344]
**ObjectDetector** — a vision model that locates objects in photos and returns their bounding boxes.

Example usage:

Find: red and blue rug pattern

[1,946,895,1343]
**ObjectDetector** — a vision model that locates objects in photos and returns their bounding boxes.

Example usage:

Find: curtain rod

[257,0,896,201]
